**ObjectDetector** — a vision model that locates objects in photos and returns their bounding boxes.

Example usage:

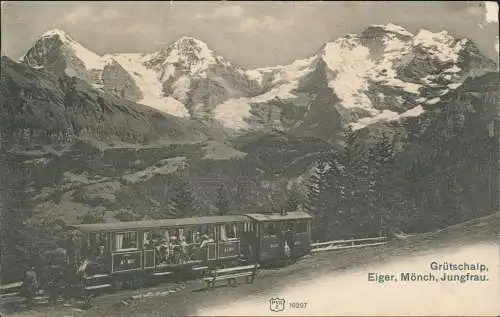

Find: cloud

[195,5,244,20]
[239,15,295,34]
[63,5,121,24]
[63,6,92,23]
[102,22,158,36]
[101,9,121,20]
[194,4,294,34]
[484,1,498,23]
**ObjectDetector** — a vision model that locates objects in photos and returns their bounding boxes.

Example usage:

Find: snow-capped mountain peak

[24,29,107,71]
[40,28,71,39]
[146,36,222,73]
[413,29,468,63]
[369,23,414,37]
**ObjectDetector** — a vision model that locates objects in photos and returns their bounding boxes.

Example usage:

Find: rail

[310,236,387,252]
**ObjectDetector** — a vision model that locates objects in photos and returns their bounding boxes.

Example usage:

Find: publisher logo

[269,297,286,312]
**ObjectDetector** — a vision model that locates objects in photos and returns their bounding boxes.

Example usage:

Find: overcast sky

[1,1,498,68]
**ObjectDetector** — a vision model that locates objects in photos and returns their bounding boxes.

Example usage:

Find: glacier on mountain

[19,23,498,134]
[107,53,190,117]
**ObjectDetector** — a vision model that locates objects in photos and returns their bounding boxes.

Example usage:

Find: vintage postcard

[0,1,499,316]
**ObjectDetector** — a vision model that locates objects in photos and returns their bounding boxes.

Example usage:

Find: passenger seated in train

[144,232,154,250]
[200,234,214,248]
[148,229,218,264]
[193,231,201,244]
[178,236,190,262]
[156,239,169,264]
[227,227,236,239]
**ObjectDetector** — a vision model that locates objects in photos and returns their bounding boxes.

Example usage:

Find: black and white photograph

[0,1,499,316]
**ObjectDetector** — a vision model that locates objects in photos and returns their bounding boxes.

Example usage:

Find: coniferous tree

[370,133,396,235]
[313,127,373,239]
[304,160,329,217]
[340,127,367,227]
[342,125,365,168]
[215,184,230,216]
[305,154,342,240]
[169,179,200,218]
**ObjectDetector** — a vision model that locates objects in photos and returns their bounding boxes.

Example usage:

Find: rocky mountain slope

[20,24,497,142]
[1,56,207,147]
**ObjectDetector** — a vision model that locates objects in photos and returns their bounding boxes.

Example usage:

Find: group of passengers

[145,231,215,264]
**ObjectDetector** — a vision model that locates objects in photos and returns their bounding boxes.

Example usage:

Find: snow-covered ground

[350,105,426,131]
[198,242,499,316]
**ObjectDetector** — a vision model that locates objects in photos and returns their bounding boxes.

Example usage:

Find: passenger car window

[225,224,239,240]
[115,232,138,250]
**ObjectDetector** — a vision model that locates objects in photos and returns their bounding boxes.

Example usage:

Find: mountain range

[1,23,498,230]
[19,24,497,138]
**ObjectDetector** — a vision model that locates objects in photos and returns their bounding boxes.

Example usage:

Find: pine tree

[304,160,328,217]
[341,125,364,168]
[169,179,200,218]
[215,184,230,216]
[340,127,366,220]
[314,127,373,239]
[304,156,337,240]
[370,133,396,235]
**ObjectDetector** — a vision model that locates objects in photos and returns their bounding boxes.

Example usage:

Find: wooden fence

[310,236,388,252]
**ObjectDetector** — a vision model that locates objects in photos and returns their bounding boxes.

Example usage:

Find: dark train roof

[68,215,248,232]
[244,211,312,222]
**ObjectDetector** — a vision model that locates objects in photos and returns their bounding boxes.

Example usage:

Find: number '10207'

[289,302,308,309]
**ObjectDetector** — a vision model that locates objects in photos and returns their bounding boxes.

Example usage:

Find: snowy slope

[251,56,317,103]
[110,53,190,117]
[238,23,497,133]
[146,36,228,78]
[38,29,108,71]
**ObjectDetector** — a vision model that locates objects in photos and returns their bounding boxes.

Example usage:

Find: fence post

[351,237,355,246]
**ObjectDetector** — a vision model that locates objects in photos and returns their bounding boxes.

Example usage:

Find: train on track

[2,211,312,300]
[69,211,311,284]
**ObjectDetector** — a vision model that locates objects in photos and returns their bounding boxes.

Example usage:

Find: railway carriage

[245,212,311,264]
[66,215,252,286]
[5,211,311,295]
